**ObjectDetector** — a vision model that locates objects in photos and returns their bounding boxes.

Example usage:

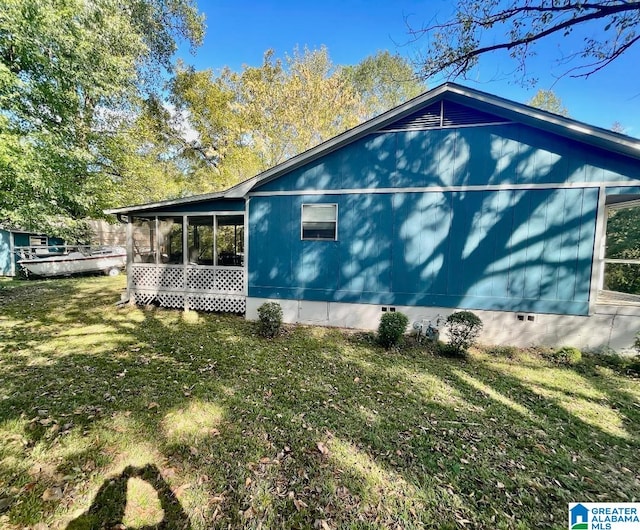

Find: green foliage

[342,51,426,119]
[0,0,204,231]
[635,332,640,353]
[257,302,283,338]
[170,47,427,187]
[485,345,518,358]
[548,346,582,366]
[377,312,409,348]
[527,90,569,116]
[444,311,483,355]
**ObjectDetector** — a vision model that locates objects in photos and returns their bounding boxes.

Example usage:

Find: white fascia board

[105,192,227,215]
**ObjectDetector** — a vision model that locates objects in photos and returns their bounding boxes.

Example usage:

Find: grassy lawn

[0,276,639,529]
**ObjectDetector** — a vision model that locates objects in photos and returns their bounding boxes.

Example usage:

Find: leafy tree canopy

[527,89,569,116]
[0,0,204,239]
[171,48,425,183]
[410,1,640,83]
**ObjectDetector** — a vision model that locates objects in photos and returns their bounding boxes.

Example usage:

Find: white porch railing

[130,264,245,313]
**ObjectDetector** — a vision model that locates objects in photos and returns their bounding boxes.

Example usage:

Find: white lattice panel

[186,268,217,290]
[158,267,184,289]
[133,292,156,305]
[131,266,160,288]
[156,293,185,309]
[187,295,246,313]
[214,269,244,294]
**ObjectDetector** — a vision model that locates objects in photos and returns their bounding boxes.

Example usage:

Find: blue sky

[178,0,640,136]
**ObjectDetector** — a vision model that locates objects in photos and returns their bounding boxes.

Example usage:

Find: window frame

[300,203,338,241]
[29,235,48,246]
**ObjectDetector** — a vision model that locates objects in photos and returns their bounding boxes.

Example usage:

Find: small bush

[548,346,582,366]
[436,341,465,358]
[485,345,518,358]
[635,332,640,353]
[378,312,409,348]
[444,311,483,355]
[257,302,283,338]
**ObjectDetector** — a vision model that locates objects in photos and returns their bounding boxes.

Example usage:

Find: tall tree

[0,0,204,239]
[232,47,363,168]
[527,89,569,116]
[172,47,364,178]
[409,1,640,82]
[342,51,426,119]
[171,47,426,185]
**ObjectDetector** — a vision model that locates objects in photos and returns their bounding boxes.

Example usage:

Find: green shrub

[377,312,409,348]
[444,311,483,355]
[635,332,640,353]
[548,346,582,366]
[436,342,465,358]
[485,345,518,358]
[257,302,283,338]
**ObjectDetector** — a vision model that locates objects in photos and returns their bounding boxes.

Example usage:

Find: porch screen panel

[188,216,214,265]
[132,217,156,263]
[158,217,183,264]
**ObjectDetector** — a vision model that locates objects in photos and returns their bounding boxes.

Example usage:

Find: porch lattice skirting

[130,264,246,313]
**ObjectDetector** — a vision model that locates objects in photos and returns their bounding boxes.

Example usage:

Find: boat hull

[18,247,126,278]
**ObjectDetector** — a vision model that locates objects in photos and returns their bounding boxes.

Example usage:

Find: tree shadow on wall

[66,464,191,530]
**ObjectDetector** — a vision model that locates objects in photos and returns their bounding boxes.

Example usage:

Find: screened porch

[127,213,246,313]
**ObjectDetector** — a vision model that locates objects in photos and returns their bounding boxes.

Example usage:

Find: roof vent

[381,100,511,131]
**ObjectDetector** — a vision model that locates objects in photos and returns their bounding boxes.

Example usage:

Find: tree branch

[413,1,640,80]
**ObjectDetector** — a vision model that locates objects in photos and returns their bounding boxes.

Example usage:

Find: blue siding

[255,124,639,192]
[0,229,11,276]
[248,187,598,315]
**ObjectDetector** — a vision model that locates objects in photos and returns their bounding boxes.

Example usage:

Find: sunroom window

[132,217,156,263]
[301,204,337,240]
[602,201,640,298]
[158,217,183,264]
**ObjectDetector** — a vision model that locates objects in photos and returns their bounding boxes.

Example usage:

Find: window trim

[301,203,338,241]
[29,235,48,246]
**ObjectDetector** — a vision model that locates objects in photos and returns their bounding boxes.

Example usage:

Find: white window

[301,204,337,241]
[29,235,47,246]
[602,202,640,296]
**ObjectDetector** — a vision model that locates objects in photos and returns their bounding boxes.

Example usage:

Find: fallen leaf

[42,487,63,501]
[147,402,159,410]
[174,483,191,498]
[161,468,176,479]
[0,497,12,513]
[293,498,308,511]
[317,442,330,456]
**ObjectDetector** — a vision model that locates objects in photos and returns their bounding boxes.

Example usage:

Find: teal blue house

[0,227,65,277]
[107,83,640,349]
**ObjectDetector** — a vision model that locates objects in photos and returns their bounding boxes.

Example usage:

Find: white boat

[17,246,127,278]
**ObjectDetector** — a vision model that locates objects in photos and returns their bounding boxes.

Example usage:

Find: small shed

[0,227,65,277]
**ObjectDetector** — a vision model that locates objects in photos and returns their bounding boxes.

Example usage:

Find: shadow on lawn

[66,464,191,530]
[1,278,640,528]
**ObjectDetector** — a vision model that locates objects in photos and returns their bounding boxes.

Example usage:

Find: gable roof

[107,82,640,214]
